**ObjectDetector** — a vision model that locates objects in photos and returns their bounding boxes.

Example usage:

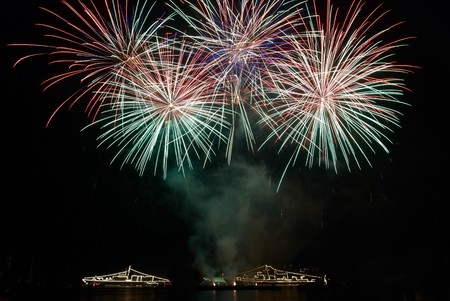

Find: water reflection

[79,288,171,301]
[78,288,312,301]
[2,285,445,301]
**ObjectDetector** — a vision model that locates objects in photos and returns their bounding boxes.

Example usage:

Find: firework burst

[10,0,174,126]
[167,0,307,163]
[9,0,417,185]
[257,0,417,190]
[84,36,231,178]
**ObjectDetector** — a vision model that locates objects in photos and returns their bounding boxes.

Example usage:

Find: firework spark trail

[9,0,416,185]
[10,0,174,126]
[84,36,232,179]
[166,0,308,163]
[257,0,417,191]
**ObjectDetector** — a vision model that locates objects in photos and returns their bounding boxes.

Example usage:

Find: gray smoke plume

[166,158,324,279]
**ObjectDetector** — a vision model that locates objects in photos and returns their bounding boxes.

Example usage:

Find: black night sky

[1,0,449,295]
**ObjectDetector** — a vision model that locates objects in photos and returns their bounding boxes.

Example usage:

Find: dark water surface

[1,285,447,301]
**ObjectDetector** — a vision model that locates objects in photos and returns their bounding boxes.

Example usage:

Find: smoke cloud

[166,157,325,279]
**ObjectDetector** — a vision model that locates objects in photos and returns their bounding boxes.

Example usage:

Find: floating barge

[81,266,172,288]
[197,264,327,289]
[234,265,326,287]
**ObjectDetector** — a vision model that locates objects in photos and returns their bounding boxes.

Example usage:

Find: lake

[1,285,446,301]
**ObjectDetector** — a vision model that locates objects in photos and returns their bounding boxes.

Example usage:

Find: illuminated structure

[81,266,172,288]
[234,265,326,286]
